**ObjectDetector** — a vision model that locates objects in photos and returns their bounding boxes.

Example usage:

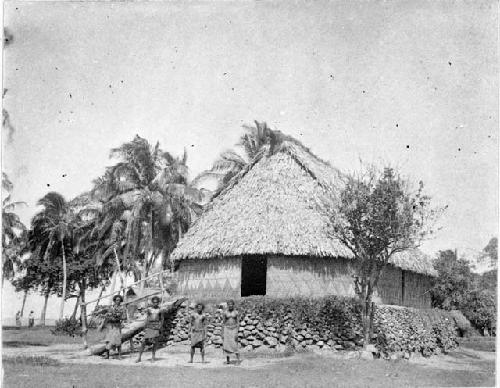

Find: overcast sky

[2,0,498,262]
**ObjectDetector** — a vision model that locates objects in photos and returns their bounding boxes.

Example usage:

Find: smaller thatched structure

[171,139,436,308]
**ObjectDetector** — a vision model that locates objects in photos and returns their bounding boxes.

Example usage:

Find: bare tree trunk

[20,290,28,317]
[109,270,117,303]
[70,296,80,320]
[40,292,49,326]
[59,241,67,321]
[362,294,372,348]
[91,284,106,315]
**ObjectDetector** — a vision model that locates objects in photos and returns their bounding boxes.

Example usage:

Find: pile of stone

[131,296,459,359]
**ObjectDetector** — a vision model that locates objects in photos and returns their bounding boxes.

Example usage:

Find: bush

[461,290,496,334]
[51,318,82,337]
[449,310,472,337]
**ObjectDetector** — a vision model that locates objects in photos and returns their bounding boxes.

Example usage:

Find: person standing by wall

[135,296,171,363]
[189,302,207,363]
[222,300,241,365]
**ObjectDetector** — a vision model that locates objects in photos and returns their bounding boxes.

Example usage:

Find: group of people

[99,295,241,364]
[15,310,35,329]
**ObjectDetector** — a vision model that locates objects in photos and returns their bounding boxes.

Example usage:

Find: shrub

[461,290,496,334]
[449,310,472,337]
[51,318,82,337]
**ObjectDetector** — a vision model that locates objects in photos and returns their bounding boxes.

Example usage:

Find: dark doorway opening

[241,256,267,297]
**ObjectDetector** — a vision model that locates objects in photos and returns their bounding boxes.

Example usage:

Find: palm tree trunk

[20,290,28,316]
[113,248,125,292]
[59,241,67,320]
[79,279,88,349]
[40,291,49,326]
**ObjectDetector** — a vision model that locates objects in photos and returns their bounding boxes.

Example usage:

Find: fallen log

[89,297,188,356]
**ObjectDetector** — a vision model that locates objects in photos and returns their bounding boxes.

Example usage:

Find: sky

[1,1,498,319]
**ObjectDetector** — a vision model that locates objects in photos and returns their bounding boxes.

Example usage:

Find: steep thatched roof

[171,140,436,276]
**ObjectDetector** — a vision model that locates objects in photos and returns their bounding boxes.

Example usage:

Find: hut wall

[175,258,241,299]
[375,265,403,305]
[401,271,433,309]
[266,256,355,297]
[175,256,432,308]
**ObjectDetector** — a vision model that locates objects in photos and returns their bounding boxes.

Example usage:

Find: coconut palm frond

[2,172,13,193]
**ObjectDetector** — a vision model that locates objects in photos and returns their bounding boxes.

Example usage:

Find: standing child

[222,300,241,365]
[28,311,35,328]
[189,303,207,363]
[135,296,171,363]
[101,295,127,359]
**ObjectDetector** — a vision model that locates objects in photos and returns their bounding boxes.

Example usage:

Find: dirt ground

[2,328,496,387]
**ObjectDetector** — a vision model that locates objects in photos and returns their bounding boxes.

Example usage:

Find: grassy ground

[2,326,101,347]
[458,336,496,352]
[2,328,496,388]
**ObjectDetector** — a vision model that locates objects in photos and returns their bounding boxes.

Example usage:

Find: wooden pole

[83,269,176,307]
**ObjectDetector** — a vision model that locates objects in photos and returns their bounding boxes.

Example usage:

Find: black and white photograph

[1,1,498,387]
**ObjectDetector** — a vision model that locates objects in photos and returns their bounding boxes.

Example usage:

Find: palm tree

[90,135,204,284]
[31,192,74,320]
[2,172,27,283]
[193,121,286,198]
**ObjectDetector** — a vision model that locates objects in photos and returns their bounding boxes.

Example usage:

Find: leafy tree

[13,241,62,326]
[2,172,27,283]
[431,250,474,310]
[325,166,443,347]
[483,237,498,262]
[30,192,74,320]
[462,289,496,334]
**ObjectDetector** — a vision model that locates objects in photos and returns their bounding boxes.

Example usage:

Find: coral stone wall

[134,296,458,358]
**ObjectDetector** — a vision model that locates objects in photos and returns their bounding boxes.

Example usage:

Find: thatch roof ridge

[171,135,436,277]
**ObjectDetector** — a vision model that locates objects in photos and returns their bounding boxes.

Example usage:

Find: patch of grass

[2,340,49,348]
[2,327,102,347]
[458,337,496,352]
[2,355,60,366]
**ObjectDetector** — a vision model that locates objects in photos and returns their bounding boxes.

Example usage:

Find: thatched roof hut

[171,139,436,308]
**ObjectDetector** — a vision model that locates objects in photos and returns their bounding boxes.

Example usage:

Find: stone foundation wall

[133,296,458,357]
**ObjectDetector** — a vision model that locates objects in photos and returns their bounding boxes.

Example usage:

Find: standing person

[28,311,35,328]
[101,295,127,359]
[189,302,207,363]
[222,300,241,365]
[15,311,21,329]
[135,296,171,363]
[125,288,139,352]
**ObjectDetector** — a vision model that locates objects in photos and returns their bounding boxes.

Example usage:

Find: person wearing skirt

[222,300,241,365]
[189,303,207,363]
[136,296,172,363]
[101,295,127,359]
